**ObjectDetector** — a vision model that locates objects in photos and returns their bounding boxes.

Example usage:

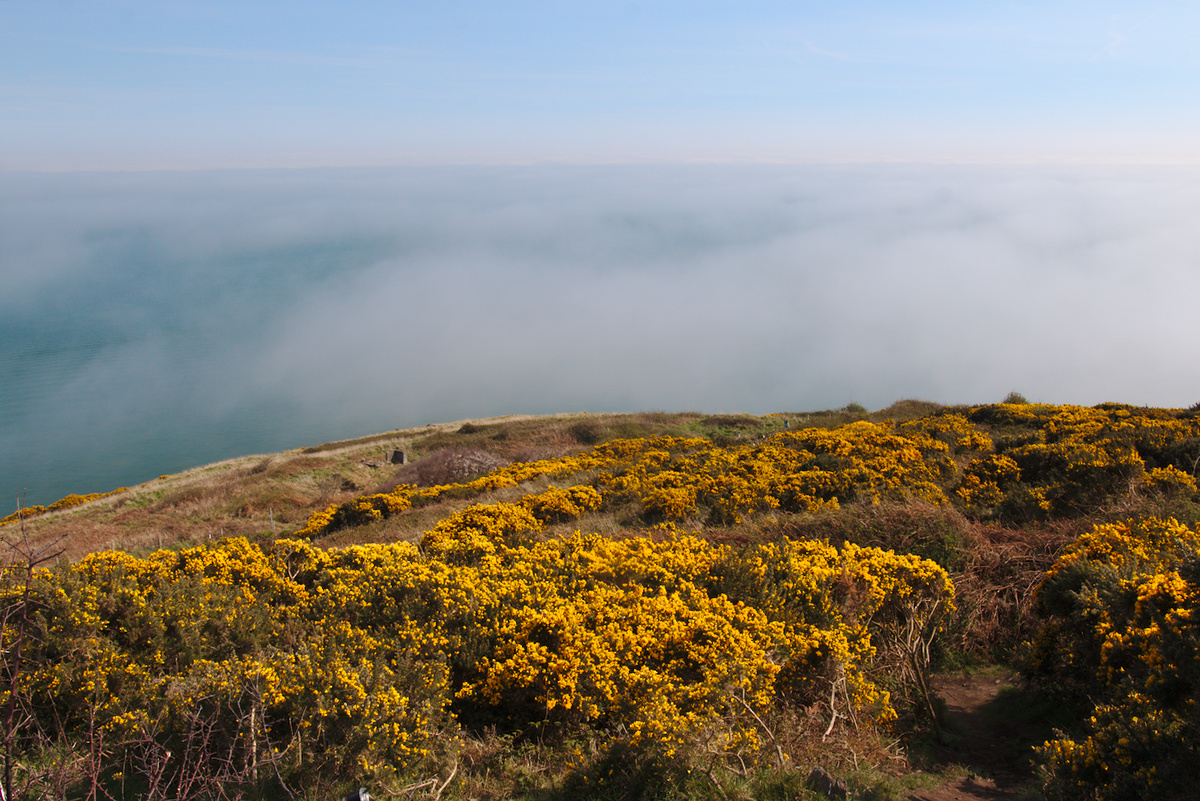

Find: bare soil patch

[907,669,1043,801]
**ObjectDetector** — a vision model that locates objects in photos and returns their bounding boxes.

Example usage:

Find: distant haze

[3,164,1199,505]
[7,3,1200,169]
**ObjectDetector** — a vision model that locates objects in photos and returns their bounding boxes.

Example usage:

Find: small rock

[807,766,850,800]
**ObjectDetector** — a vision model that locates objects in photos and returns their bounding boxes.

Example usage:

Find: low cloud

[3,164,1199,502]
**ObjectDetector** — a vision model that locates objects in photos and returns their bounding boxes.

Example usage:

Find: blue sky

[5,1,1200,170]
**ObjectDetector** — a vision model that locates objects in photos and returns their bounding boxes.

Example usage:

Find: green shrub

[570,420,605,445]
[1027,517,1200,800]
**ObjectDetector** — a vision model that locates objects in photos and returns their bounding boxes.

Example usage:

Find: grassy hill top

[10,403,943,562]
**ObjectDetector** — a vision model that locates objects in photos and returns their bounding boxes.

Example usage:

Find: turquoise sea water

[4,165,1200,506]
[0,231,390,506]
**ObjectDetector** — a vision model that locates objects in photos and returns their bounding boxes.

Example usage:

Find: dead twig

[823,677,841,740]
[433,761,458,800]
[734,691,787,770]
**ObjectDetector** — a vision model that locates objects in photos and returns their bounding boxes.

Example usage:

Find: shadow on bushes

[551,742,704,801]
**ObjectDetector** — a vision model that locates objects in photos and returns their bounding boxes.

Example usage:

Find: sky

[5,1,1200,170]
[4,3,1200,502]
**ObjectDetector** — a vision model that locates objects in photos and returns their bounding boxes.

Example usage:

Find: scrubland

[3,400,1200,800]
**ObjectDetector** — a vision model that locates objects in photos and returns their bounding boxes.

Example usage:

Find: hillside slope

[10,406,930,562]
[4,400,1200,801]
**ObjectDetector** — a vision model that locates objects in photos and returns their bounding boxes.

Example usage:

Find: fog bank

[3,165,1199,503]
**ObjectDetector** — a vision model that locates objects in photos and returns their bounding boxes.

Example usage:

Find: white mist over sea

[3,164,1199,505]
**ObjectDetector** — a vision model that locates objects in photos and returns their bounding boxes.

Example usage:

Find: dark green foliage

[569,420,604,445]
[554,742,703,801]
[778,503,973,572]
[701,414,761,430]
[1149,435,1200,473]
[1027,518,1200,800]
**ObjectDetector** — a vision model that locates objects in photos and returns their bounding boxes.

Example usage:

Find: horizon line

[9,154,1200,175]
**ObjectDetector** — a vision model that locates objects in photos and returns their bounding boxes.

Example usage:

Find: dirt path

[907,670,1041,801]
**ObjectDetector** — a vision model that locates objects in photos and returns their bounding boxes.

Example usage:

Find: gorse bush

[569,420,604,445]
[300,422,959,539]
[297,404,1200,540]
[9,474,954,798]
[26,540,455,798]
[1028,517,1200,801]
[0,488,128,527]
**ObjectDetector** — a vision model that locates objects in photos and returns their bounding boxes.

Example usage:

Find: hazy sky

[4,4,1200,502]
[5,1,1200,170]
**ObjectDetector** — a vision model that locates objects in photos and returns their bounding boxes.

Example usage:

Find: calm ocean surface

[0,229,389,506]
[4,165,1200,506]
